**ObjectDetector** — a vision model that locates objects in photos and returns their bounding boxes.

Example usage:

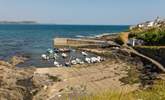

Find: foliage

[130,26,165,45]
[79,80,165,100]
[133,80,165,100]
[115,32,129,45]
[78,90,134,100]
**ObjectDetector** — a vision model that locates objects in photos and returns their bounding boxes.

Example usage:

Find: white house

[147,21,154,27]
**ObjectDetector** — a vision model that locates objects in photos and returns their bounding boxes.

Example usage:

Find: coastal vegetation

[129,18,165,45]
[77,18,165,100]
[115,32,129,45]
[79,80,165,100]
[0,18,165,100]
[130,26,165,45]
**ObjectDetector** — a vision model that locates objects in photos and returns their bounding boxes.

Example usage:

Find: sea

[0,24,129,67]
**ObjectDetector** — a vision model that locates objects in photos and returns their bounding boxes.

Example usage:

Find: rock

[32,73,54,88]
[43,85,48,90]
[0,60,36,100]
[0,60,12,68]
[10,56,28,66]
[0,60,64,100]
[58,94,62,97]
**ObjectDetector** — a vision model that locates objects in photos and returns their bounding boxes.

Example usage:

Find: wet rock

[10,56,28,66]
[0,60,60,100]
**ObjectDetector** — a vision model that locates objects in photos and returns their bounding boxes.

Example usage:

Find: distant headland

[0,21,38,24]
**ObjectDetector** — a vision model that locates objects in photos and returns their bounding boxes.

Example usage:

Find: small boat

[54,48,60,53]
[54,61,61,67]
[91,57,98,63]
[41,54,50,60]
[65,62,71,67]
[59,48,71,53]
[41,54,47,60]
[71,60,77,65]
[96,56,101,62]
[81,51,88,56]
[75,58,84,64]
[53,53,59,60]
[47,48,53,54]
[61,53,67,58]
[85,57,91,64]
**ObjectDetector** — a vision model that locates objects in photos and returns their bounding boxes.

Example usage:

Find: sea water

[0,24,129,67]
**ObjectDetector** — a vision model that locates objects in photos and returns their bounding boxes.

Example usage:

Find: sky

[0,0,164,25]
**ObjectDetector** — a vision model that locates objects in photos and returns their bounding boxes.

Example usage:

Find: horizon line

[0,23,131,26]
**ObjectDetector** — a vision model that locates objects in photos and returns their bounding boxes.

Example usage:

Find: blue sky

[0,0,164,25]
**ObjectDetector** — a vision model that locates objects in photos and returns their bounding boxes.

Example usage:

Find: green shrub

[130,27,165,45]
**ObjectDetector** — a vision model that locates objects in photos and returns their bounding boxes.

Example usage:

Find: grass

[115,32,129,45]
[133,80,165,100]
[78,80,165,100]
[134,46,165,49]
[78,91,134,100]
[119,66,141,85]
[47,75,61,82]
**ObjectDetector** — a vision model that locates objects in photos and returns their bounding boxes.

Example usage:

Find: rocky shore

[0,42,161,100]
[1,18,165,99]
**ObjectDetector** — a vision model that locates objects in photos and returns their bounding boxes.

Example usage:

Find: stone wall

[53,38,105,47]
[135,46,165,66]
